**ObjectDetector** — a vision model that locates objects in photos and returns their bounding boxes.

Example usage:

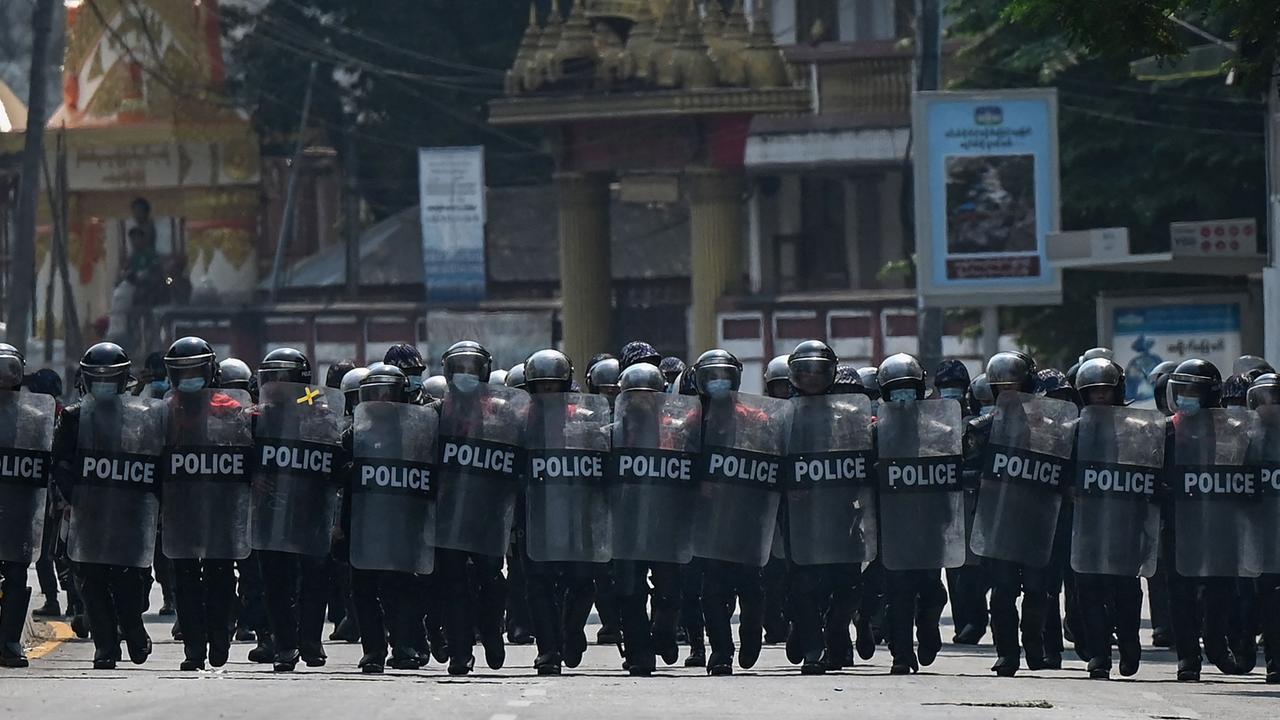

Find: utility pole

[1265,68,1279,363]
[6,0,56,354]
[343,114,360,298]
[914,0,944,372]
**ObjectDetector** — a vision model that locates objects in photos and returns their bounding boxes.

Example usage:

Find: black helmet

[1081,347,1113,362]
[1234,355,1274,383]
[340,367,371,409]
[360,363,408,404]
[788,340,837,397]
[969,373,994,413]
[1149,360,1178,382]
[164,336,217,393]
[677,368,698,396]
[325,359,357,390]
[693,349,742,398]
[934,359,971,389]
[1035,368,1079,406]
[764,355,792,399]
[218,358,252,391]
[620,341,661,370]
[144,351,166,379]
[81,342,132,396]
[423,374,448,401]
[1064,361,1081,387]
[659,357,686,386]
[855,366,879,400]
[489,369,508,386]
[525,349,573,394]
[0,342,24,391]
[1075,358,1124,406]
[384,343,426,375]
[587,357,622,398]
[620,362,666,393]
[1166,358,1222,413]
[1221,374,1249,408]
[258,347,312,386]
[1247,373,1280,409]
[505,363,526,390]
[441,340,491,383]
[985,351,1036,397]
[586,353,616,375]
[1153,373,1173,415]
[877,353,926,402]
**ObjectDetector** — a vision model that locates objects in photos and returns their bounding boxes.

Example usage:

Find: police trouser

[1162,524,1234,671]
[150,534,174,608]
[36,517,59,600]
[258,550,330,655]
[351,569,424,662]
[78,562,148,661]
[0,561,31,649]
[524,558,596,662]
[1258,574,1280,673]
[762,556,789,642]
[946,564,989,635]
[505,537,532,637]
[681,559,706,645]
[1042,507,1075,659]
[701,560,763,661]
[787,562,860,663]
[1147,558,1172,635]
[172,559,236,662]
[614,560,682,669]
[1074,573,1141,670]
[855,559,885,649]
[986,558,1055,663]
[1229,578,1259,672]
[885,569,948,665]
[434,549,505,665]
[237,552,269,636]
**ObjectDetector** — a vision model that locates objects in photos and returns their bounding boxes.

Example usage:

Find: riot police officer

[1247,372,1280,684]
[764,355,791,400]
[0,343,55,668]
[659,357,686,391]
[56,343,164,669]
[588,358,622,405]
[219,358,253,393]
[760,355,793,647]
[1145,359,1179,647]
[937,360,988,646]
[384,343,427,404]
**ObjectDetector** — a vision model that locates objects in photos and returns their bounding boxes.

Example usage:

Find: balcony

[786,40,915,125]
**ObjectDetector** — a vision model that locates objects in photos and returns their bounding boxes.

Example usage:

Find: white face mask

[939,387,965,401]
[452,373,480,393]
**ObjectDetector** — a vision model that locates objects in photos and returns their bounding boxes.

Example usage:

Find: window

[796,0,839,44]
[798,176,850,290]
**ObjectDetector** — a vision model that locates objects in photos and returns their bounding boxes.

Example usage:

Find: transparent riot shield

[609,392,701,564]
[350,401,438,574]
[525,393,612,563]
[68,395,167,568]
[970,391,1078,568]
[785,394,874,566]
[0,391,56,564]
[877,398,965,571]
[250,382,343,557]
[1172,408,1256,578]
[1247,406,1280,575]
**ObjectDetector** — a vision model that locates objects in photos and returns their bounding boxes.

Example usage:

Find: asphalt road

[3,580,1276,720]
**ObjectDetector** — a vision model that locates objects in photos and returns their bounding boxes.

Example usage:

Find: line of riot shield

[68,395,167,568]
[609,392,701,564]
[434,384,528,558]
[525,393,612,563]
[1069,406,1165,577]
[1247,406,1280,576]
[692,392,792,568]
[0,391,56,564]
[877,398,965,571]
[969,391,1078,568]
[250,382,344,557]
[784,394,875,566]
[350,401,439,574]
[161,389,254,560]
[1172,408,1257,578]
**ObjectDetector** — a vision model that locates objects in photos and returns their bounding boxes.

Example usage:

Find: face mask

[939,387,965,401]
[150,380,170,395]
[1175,395,1201,414]
[889,388,917,403]
[177,377,207,393]
[452,373,480,393]
[979,405,995,416]
[89,382,118,399]
[407,375,424,392]
[704,379,732,398]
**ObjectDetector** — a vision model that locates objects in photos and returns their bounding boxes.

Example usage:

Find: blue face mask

[150,379,170,395]
[452,373,480,393]
[979,404,996,416]
[177,377,207,393]
[407,375,424,392]
[1175,395,1201,414]
[889,388,917,403]
[939,387,965,401]
[704,379,732,398]
[89,382,118,399]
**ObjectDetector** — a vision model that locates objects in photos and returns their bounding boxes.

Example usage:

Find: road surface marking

[28,620,74,660]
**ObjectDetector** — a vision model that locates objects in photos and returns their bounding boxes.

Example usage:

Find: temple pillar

[555,171,613,378]
[687,168,745,354]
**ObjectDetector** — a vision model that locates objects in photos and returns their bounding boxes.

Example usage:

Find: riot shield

[525,393,612,563]
[350,401,438,574]
[0,391,56,564]
[692,393,791,567]
[784,394,875,566]
[1172,408,1256,578]
[877,398,965,571]
[609,393,701,564]
[68,395,167,568]
[250,382,344,557]
[970,391,1078,568]
[1069,406,1164,577]
[1247,406,1280,575]
[162,389,254,560]
[434,384,528,557]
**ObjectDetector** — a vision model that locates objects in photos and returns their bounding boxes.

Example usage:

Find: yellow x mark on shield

[296,387,321,406]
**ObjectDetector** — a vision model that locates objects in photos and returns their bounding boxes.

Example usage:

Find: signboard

[1170,218,1259,258]
[1101,295,1245,407]
[67,140,261,190]
[419,147,486,302]
[425,309,553,374]
[913,89,1062,307]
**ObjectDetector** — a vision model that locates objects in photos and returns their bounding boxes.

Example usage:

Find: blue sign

[1111,301,1242,405]
[419,147,486,303]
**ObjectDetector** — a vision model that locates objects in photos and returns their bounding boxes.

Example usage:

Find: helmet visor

[789,359,833,395]
[1248,384,1280,409]
[444,352,488,379]
[358,382,403,404]
[0,355,22,388]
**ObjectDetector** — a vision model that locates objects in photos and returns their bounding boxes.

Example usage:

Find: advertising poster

[1108,300,1243,406]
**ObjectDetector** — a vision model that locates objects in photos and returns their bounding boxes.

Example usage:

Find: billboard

[913,89,1062,307]
[1102,296,1245,407]
[419,146,486,302]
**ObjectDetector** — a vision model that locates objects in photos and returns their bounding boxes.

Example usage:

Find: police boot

[359,653,385,674]
[123,625,152,665]
[0,587,31,668]
[31,595,61,618]
[684,630,706,667]
[248,632,275,664]
[1177,656,1201,682]
[916,603,945,667]
[702,595,735,676]
[1232,635,1258,675]
[273,647,301,672]
[388,645,422,671]
[1266,659,1280,684]
[1020,595,1050,671]
[1118,638,1141,678]
[652,603,680,666]
[300,640,327,668]
[800,648,825,675]
[1203,636,1238,676]
[737,596,764,670]
[330,615,360,643]
[562,585,594,669]
[1086,656,1111,680]
[477,583,507,671]
[594,589,622,645]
